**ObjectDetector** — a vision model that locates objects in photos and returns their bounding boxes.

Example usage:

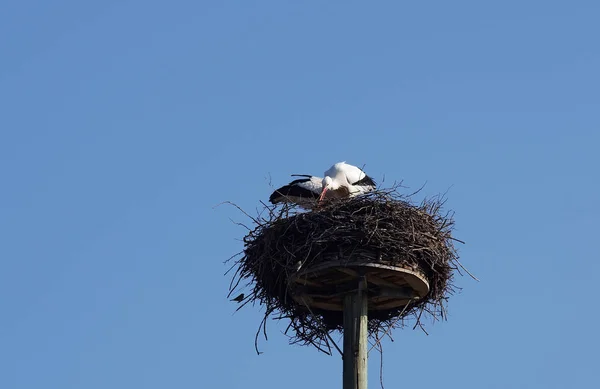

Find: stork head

[319,176,336,202]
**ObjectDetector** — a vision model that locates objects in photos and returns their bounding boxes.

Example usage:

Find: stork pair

[269,162,376,209]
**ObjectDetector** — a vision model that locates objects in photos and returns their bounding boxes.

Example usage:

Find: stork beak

[318,187,328,202]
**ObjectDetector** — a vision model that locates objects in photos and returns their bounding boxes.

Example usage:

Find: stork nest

[226,186,468,355]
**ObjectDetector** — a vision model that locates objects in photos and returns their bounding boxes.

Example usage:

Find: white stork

[269,162,376,209]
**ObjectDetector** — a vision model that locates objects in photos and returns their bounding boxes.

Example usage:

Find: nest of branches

[226,186,468,355]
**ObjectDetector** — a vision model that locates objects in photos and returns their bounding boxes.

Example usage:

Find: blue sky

[1,1,599,388]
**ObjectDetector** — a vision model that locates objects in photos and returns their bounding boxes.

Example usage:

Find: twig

[369,299,413,354]
[300,297,343,357]
[453,257,479,281]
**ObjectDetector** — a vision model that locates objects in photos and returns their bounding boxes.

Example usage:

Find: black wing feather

[269,178,320,204]
[352,175,376,187]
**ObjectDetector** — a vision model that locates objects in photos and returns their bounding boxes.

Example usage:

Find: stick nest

[226,186,466,354]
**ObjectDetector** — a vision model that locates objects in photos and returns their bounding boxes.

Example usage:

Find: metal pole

[343,277,368,389]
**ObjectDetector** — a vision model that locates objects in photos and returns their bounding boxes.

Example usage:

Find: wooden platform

[288,261,430,312]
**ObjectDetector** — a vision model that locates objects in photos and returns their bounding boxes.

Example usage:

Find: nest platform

[290,259,429,312]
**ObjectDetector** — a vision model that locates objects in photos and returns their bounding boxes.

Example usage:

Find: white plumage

[269,161,376,209]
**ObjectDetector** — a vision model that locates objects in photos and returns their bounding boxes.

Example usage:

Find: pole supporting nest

[343,276,368,389]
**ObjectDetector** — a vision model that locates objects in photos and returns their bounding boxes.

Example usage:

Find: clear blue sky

[2,1,599,388]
